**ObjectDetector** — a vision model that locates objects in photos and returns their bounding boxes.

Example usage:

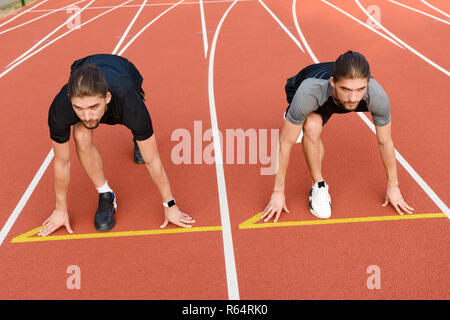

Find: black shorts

[284,104,332,126]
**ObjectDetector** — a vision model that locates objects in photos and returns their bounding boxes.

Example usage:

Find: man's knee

[303,113,323,139]
[73,123,93,151]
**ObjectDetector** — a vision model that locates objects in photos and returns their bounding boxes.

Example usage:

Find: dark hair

[332,51,370,82]
[68,64,108,98]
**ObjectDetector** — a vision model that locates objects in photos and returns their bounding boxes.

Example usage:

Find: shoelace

[98,196,113,214]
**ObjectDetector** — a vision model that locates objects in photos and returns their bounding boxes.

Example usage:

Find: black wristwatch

[163,199,176,208]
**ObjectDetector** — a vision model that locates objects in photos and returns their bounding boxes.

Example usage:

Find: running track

[0,0,448,299]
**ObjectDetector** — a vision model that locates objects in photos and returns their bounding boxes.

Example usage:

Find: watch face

[167,199,176,207]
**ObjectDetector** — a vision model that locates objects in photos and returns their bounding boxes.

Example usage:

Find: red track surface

[0,0,448,299]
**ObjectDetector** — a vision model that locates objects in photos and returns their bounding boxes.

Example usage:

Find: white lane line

[388,0,450,25]
[118,0,185,56]
[320,0,404,49]
[356,113,450,217]
[355,0,449,77]
[200,0,209,58]
[291,0,449,217]
[0,0,49,29]
[292,0,318,63]
[420,0,450,19]
[258,0,304,52]
[208,0,240,300]
[27,0,252,12]
[0,0,132,80]
[0,0,87,36]
[112,0,147,55]
[118,0,239,298]
[0,150,54,247]
[6,0,96,68]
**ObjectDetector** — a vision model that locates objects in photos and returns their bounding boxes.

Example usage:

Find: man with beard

[40,54,195,236]
[261,51,414,222]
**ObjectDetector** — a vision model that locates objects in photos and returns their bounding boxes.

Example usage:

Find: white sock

[96,180,113,194]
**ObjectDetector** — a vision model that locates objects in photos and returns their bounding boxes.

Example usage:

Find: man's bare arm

[38,140,73,236]
[136,135,195,228]
[52,140,71,209]
[261,119,303,222]
[375,122,414,215]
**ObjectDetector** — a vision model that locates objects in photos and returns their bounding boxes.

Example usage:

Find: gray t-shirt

[286,64,391,127]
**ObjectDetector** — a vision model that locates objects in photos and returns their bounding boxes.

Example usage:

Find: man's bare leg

[73,122,117,230]
[301,113,331,218]
[302,112,325,183]
[73,122,106,189]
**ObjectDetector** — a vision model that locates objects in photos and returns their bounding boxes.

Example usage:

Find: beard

[81,120,100,129]
[342,102,359,111]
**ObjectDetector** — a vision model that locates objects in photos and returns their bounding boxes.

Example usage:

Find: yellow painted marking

[11,225,222,243]
[239,213,448,229]
[11,213,448,243]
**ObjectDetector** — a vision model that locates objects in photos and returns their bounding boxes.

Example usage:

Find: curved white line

[25,0,250,12]
[388,0,450,25]
[6,0,96,68]
[208,0,240,300]
[258,0,304,52]
[0,0,87,36]
[320,0,404,49]
[112,0,148,55]
[355,0,449,77]
[118,0,185,56]
[420,0,450,19]
[292,0,450,217]
[200,0,209,58]
[0,0,50,29]
[292,0,318,63]
[0,0,132,80]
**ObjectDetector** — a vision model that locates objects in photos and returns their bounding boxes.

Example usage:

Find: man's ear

[329,76,335,88]
[105,91,112,104]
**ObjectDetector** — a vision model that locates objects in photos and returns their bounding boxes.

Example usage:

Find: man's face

[71,92,111,129]
[330,77,368,111]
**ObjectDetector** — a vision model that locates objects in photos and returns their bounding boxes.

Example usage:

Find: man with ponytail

[40,54,195,236]
[262,51,414,222]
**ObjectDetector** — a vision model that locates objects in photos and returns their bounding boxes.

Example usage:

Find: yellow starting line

[11,213,447,243]
[11,225,223,243]
[239,212,448,229]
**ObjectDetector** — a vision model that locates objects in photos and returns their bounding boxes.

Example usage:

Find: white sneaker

[309,181,332,219]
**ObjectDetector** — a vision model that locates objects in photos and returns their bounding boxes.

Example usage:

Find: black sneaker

[133,138,145,164]
[94,192,117,231]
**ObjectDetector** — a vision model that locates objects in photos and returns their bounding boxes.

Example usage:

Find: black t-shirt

[48,54,154,143]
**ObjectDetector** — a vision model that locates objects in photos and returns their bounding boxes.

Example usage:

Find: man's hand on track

[38,209,74,236]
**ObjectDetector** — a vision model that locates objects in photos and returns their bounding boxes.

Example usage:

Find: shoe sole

[95,198,117,232]
[134,158,145,164]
